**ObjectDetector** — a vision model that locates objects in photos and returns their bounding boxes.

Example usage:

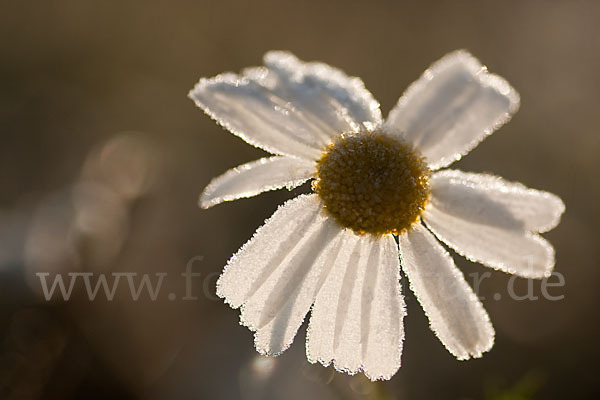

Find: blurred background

[0,0,599,399]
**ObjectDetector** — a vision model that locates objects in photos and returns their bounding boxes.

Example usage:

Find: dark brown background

[0,1,598,399]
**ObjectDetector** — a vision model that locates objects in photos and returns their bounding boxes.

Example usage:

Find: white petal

[423,185,556,278]
[431,170,565,233]
[247,217,343,355]
[362,235,406,380]
[200,156,316,209]
[306,231,363,374]
[398,224,494,360]
[190,51,382,160]
[216,194,322,308]
[307,234,406,380]
[264,51,382,133]
[385,50,520,169]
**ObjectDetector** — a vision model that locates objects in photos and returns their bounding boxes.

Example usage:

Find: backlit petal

[423,179,556,278]
[247,218,343,355]
[430,170,565,233]
[216,194,322,308]
[398,224,494,359]
[385,50,519,169]
[190,51,382,160]
[307,233,406,380]
[200,156,316,209]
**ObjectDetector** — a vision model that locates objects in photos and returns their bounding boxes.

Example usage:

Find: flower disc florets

[313,131,431,235]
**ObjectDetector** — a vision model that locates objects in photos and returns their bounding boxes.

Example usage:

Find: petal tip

[198,187,218,209]
[198,198,213,210]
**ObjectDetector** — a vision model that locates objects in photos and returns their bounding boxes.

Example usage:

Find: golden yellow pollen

[313,131,431,235]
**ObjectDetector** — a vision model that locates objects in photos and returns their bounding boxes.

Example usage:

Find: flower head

[314,131,431,235]
[189,50,565,380]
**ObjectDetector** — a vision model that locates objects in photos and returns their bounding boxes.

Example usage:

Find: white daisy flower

[189,50,565,381]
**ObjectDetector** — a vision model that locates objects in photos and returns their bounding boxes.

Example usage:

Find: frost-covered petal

[189,51,382,160]
[385,50,520,169]
[430,170,565,233]
[398,224,494,360]
[423,188,556,278]
[362,235,406,380]
[200,156,316,209]
[264,51,382,133]
[307,234,406,380]
[306,231,363,373]
[247,217,343,355]
[216,194,322,308]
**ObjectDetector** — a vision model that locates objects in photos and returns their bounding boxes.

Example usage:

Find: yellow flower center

[313,131,431,235]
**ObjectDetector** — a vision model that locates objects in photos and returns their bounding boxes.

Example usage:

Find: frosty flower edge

[189,50,565,380]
